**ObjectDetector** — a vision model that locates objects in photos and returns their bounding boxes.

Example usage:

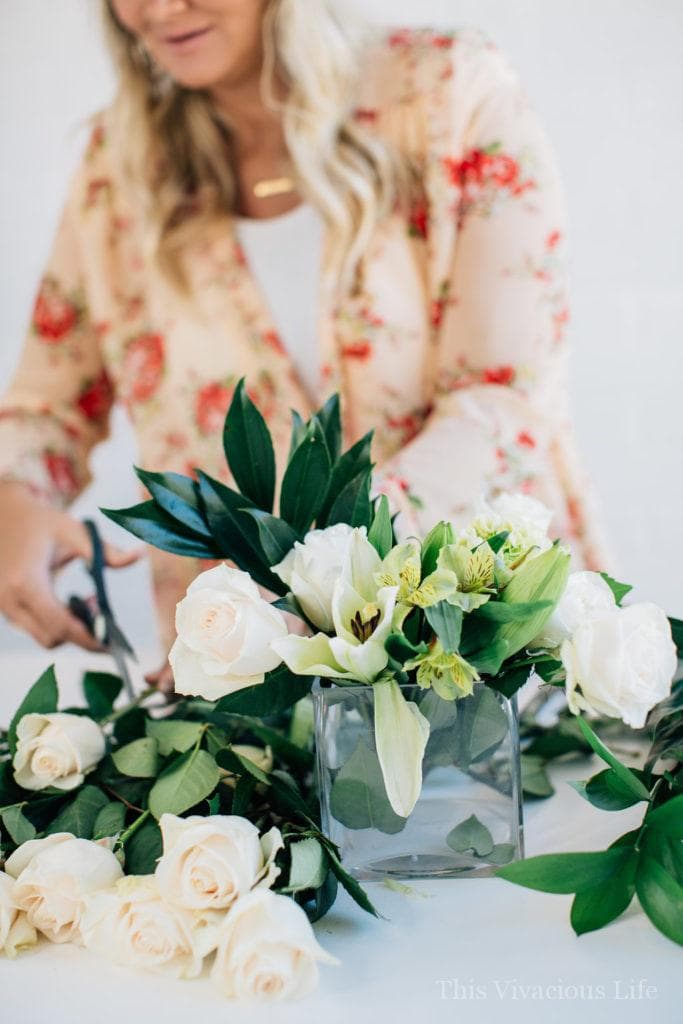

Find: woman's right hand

[0,481,145,652]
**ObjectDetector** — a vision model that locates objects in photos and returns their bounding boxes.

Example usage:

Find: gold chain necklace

[252,175,296,198]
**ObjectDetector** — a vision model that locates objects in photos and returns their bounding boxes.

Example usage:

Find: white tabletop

[0,649,680,1024]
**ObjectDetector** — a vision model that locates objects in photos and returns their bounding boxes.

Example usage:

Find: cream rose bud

[5,834,123,944]
[13,712,105,792]
[169,563,288,701]
[211,889,338,1002]
[272,523,358,632]
[156,814,283,913]
[0,872,37,958]
[532,571,617,648]
[562,602,678,729]
[81,875,203,978]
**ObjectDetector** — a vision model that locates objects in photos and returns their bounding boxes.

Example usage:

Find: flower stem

[100,687,157,726]
[117,809,151,847]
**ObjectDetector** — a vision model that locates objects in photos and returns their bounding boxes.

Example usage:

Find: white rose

[13,712,105,792]
[461,492,553,557]
[562,602,678,728]
[272,523,358,632]
[211,889,337,1001]
[532,571,617,648]
[169,563,288,701]
[0,872,37,958]
[155,813,283,913]
[5,833,123,944]
[81,875,203,978]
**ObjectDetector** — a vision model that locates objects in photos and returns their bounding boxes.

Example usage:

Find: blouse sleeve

[377,31,615,571]
[0,142,115,509]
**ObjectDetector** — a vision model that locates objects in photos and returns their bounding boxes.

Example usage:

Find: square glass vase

[313,678,524,881]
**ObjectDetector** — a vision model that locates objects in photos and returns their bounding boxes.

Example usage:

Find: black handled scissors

[67,518,137,700]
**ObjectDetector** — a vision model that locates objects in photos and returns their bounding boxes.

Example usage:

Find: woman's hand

[0,480,145,652]
[144,661,176,695]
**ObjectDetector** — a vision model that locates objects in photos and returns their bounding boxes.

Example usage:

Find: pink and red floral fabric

[0,27,616,652]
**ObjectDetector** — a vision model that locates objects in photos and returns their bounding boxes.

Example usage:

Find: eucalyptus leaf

[521,754,554,798]
[329,737,407,834]
[446,814,494,857]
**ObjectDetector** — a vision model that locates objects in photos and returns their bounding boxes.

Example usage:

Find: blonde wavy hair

[102,0,410,294]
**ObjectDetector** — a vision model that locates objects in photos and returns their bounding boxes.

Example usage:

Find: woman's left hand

[144,660,175,695]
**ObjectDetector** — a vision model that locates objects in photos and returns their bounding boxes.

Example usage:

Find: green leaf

[475,600,552,622]
[280,418,331,534]
[645,795,683,838]
[316,394,342,463]
[571,768,646,811]
[113,707,147,746]
[570,851,637,935]
[223,378,276,511]
[231,775,256,816]
[145,720,205,757]
[101,500,217,558]
[233,718,314,771]
[446,814,494,857]
[636,854,683,945]
[8,664,58,757]
[492,665,533,699]
[285,838,327,892]
[124,818,163,874]
[576,718,650,802]
[216,749,313,822]
[329,737,407,834]
[521,754,554,798]
[112,737,160,778]
[420,521,455,576]
[1,805,36,845]
[496,846,633,894]
[486,530,510,554]
[523,717,590,758]
[424,602,463,653]
[318,431,373,525]
[82,672,123,719]
[304,867,339,923]
[325,467,372,529]
[668,616,683,657]
[599,572,633,607]
[318,836,379,917]
[385,631,429,666]
[194,471,284,593]
[47,785,109,839]
[148,748,221,819]
[93,800,127,840]
[465,686,509,762]
[368,495,393,558]
[214,667,312,717]
[494,544,570,663]
[237,510,300,566]
[134,468,211,538]
[288,409,307,461]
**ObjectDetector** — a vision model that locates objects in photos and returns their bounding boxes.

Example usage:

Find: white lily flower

[374,678,430,818]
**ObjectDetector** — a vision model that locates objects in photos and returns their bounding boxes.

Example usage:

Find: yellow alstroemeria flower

[405,641,481,701]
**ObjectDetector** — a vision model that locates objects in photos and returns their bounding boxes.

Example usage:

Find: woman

[0,0,615,688]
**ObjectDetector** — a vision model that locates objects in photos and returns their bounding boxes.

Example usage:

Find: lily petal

[270,633,356,680]
[374,678,430,818]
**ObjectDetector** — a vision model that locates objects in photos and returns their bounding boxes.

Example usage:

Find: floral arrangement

[1,384,681,998]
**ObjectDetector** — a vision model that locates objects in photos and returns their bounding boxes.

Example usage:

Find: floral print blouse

[0,27,617,654]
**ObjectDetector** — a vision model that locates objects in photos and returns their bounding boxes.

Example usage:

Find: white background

[1,1,682,667]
